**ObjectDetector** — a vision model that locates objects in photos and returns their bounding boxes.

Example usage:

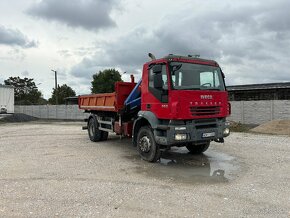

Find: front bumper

[154,118,230,146]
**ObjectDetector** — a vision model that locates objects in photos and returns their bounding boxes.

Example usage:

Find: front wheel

[186,141,210,154]
[136,126,161,162]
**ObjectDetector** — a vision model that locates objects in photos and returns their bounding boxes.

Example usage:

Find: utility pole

[51,70,58,105]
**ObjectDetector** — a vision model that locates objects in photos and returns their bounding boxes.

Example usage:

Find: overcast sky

[1,0,290,99]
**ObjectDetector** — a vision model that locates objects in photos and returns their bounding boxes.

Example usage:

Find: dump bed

[78,82,136,113]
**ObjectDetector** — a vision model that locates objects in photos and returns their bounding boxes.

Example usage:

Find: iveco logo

[200,95,213,100]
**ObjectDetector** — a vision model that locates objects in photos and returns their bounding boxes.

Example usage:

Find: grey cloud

[27,0,118,31]
[70,61,97,80]
[58,49,72,58]
[21,71,29,76]
[0,25,38,48]
[259,0,290,32]
[0,48,26,61]
[70,0,290,86]
[58,47,97,58]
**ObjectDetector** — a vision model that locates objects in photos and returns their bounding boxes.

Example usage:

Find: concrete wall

[15,100,290,124]
[15,105,88,120]
[229,100,290,124]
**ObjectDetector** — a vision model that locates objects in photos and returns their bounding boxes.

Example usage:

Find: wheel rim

[139,136,151,152]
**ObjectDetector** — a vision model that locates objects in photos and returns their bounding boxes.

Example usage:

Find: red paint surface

[141,59,229,120]
[79,57,229,121]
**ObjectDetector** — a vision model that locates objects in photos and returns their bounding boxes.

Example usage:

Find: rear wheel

[88,117,102,142]
[186,141,210,154]
[137,126,161,162]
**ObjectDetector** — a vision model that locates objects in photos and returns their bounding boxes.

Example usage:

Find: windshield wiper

[174,88,200,90]
[200,88,221,91]
[187,88,201,90]
[171,64,183,73]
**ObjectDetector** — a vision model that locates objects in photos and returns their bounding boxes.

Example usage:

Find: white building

[0,84,14,113]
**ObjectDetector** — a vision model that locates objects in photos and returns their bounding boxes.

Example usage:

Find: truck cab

[79,54,230,162]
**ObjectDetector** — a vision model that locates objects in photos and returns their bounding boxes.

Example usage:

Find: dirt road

[0,122,289,217]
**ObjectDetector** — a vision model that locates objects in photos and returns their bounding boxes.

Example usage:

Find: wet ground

[126,148,239,185]
[0,122,289,217]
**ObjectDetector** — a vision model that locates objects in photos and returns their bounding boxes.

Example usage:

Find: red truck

[79,54,230,162]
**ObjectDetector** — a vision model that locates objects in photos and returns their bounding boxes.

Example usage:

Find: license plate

[202,132,215,138]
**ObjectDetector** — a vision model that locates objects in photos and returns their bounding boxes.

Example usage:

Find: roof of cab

[163,54,217,64]
[145,54,219,67]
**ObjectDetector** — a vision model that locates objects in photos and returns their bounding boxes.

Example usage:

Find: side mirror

[152,65,162,74]
[153,73,163,89]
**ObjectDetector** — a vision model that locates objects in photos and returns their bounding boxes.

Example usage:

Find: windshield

[169,62,225,91]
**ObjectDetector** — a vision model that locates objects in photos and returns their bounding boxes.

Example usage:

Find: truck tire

[101,131,109,141]
[186,142,210,154]
[136,126,161,162]
[88,117,102,142]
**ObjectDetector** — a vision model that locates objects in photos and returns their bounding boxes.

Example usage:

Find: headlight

[175,134,187,141]
[223,128,230,136]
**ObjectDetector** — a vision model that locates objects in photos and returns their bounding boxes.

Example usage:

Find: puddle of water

[125,147,239,185]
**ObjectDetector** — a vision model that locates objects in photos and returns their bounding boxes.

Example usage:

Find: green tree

[4,76,44,105]
[91,69,123,93]
[48,84,76,105]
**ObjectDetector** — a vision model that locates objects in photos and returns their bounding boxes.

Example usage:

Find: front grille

[190,106,220,116]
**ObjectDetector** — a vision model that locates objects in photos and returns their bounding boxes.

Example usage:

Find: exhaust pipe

[148,53,156,61]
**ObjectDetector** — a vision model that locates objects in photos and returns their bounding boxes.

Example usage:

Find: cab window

[148,64,168,102]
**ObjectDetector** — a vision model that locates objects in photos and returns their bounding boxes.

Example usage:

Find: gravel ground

[0,122,289,217]
[0,114,38,123]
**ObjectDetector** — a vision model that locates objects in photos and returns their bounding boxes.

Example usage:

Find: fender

[136,111,159,128]
[132,111,159,146]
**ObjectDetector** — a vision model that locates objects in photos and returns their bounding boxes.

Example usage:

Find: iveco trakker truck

[79,54,231,162]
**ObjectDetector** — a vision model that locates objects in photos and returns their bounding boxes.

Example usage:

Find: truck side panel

[79,93,116,112]
[78,81,136,113]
